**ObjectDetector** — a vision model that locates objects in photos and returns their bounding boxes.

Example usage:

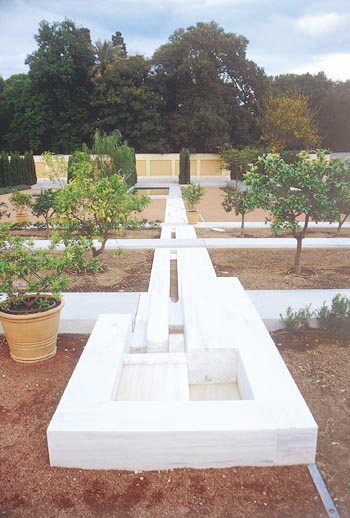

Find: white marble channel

[47,186,318,470]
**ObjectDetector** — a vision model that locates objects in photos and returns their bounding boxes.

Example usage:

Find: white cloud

[296,12,343,35]
[1,0,350,80]
[127,35,166,57]
[292,53,350,81]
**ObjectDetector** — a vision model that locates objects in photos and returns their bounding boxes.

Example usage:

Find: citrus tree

[328,157,350,232]
[222,190,257,236]
[245,150,338,274]
[54,153,149,257]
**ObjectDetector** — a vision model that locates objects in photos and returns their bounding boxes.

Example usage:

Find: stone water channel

[47,184,318,470]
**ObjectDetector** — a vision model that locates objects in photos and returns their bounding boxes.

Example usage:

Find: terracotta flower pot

[15,210,30,224]
[186,210,199,224]
[0,296,64,363]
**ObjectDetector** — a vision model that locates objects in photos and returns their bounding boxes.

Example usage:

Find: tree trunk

[337,214,348,233]
[294,236,303,275]
[240,213,245,237]
[92,237,107,257]
[45,216,50,239]
[293,214,309,275]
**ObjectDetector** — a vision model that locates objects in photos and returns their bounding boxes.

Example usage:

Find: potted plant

[0,227,69,363]
[182,183,204,224]
[9,191,33,223]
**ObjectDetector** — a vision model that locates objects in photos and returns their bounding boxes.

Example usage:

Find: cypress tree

[2,153,11,187]
[179,148,190,184]
[19,155,26,184]
[9,153,17,185]
[0,153,5,187]
[31,153,37,184]
[13,152,21,185]
[24,152,37,185]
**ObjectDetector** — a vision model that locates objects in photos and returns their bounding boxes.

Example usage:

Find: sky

[1,0,350,81]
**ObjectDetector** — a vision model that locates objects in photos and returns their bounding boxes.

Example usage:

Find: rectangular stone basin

[115,353,241,402]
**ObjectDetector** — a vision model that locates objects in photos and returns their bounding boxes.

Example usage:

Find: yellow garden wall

[33,154,230,179]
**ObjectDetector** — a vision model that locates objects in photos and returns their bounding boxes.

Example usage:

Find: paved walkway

[1,289,345,334]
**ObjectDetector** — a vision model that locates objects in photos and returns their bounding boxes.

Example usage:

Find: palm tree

[95,39,119,75]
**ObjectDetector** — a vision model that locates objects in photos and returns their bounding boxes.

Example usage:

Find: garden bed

[0,334,327,518]
[209,248,350,289]
[197,227,350,239]
[66,250,154,292]
[0,193,166,226]
[275,330,350,516]
[9,227,161,240]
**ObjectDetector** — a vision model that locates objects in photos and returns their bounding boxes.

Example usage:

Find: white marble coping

[48,309,317,469]
[0,288,342,335]
[31,237,350,250]
[176,245,317,464]
[146,248,170,352]
[49,401,281,470]
[195,221,350,228]
[123,352,187,365]
[50,314,133,410]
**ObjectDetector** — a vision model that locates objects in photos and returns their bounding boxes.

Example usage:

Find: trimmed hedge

[0,152,37,187]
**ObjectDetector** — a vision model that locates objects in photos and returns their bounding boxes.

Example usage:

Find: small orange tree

[260,92,320,152]
[222,190,257,236]
[245,151,338,275]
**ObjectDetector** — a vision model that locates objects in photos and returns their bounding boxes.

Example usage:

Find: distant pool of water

[134,188,169,195]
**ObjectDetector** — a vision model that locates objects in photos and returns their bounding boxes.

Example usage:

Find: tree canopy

[152,21,266,151]
[260,92,320,151]
[245,151,339,274]
[24,19,96,153]
[0,19,350,153]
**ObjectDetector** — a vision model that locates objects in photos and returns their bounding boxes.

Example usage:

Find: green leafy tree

[90,129,137,186]
[153,21,267,152]
[31,189,58,236]
[319,82,350,151]
[220,146,263,186]
[245,151,338,274]
[54,153,149,257]
[328,157,350,232]
[222,189,257,236]
[25,19,96,153]
[260,93,320,151]
[91,55,166,152]
[10,191,33,213]
[0,74,48,152]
